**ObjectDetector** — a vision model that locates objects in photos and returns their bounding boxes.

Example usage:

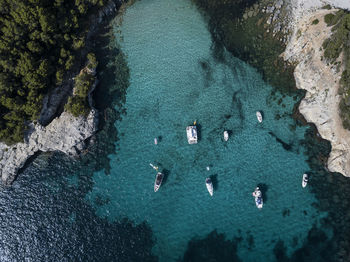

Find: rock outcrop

[0,0,120,185]
[0,110,98,184]
[283,9,350,176]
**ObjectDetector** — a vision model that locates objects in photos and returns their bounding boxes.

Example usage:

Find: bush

[312,19,319,25]
[322,4,332,10]
[324,13,335,25]
[65,96,90,117]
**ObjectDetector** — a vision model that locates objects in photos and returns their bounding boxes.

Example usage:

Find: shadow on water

[196,123,202,141]
[181,230,242,262]
[161,168,170,186]
[257,183,268,204]
[210,174,218,190]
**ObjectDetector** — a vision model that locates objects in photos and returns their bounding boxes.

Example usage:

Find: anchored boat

[206,178,213,196]
[154,137,158,145]
[256,111,263,123]
[302,174,308,188]
[252,187,263,209]
[186,123,198,144]
[224,131,229,141]
[154,172,164,192]
[150,163,164,192]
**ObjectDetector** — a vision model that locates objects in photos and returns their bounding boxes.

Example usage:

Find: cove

[87,0,327,261]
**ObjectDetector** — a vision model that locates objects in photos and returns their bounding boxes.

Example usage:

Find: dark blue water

[0,0,349,261]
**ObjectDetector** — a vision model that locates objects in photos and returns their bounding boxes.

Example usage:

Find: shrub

[312,19,319,25]
[322,4,332,10]
[324,13,335,25]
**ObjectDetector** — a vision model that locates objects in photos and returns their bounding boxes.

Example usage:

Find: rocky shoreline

[282,1,350,177]
[236,0,350,177]
[2,0,350,184]
[0,0,120,185]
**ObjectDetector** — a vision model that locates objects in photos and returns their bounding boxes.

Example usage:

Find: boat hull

[256,111,263,123]
[186,126,198,144]
[252,187,263,209]
[224,131,229,141]
[206,178,213,196]
[154,172,164,192]
[302,174,308,188]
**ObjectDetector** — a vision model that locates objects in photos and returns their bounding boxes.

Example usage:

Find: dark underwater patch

[182,230,242,262]
[268,131,292,151]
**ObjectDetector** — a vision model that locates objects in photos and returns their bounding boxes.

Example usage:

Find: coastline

[283,3,350,177]
[2,0,350,184]
[0,1,120,185]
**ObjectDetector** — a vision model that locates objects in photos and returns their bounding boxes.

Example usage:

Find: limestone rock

[283,9,350,177]
[0,110,98,185]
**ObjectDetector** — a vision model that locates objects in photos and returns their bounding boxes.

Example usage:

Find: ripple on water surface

[87,0,327,261]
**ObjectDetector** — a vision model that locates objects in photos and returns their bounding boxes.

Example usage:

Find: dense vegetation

[65,53,97,117]
[0,0,106,144]
[322,10,350,128]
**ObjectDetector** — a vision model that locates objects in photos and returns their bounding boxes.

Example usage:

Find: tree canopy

[0,0,105,144]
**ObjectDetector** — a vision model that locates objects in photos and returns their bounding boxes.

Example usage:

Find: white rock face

[283,8,350,176]
[0,110,98,184]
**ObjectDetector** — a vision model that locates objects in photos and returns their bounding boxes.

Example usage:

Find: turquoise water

[87,0,327,261]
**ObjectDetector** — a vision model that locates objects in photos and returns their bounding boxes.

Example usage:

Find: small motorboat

[224,131,229,141]
[186,125,198,144]
[256,111,263,123]
[252,187,263,209]
[302,173,308,188]
[154,172,164,192]
[206,178,213,196]
[154,138,158,145]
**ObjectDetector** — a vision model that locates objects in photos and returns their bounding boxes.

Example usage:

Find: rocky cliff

[0,110,98,184]
[283,8,350,176]
[0,0,119,185]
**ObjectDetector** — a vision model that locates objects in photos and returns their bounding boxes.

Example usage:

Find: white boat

[186,125,198,144]
[252,187,263,209]
[256,111,263,123]
[154,172,164,192]
[224,131,229,141]
[302,174,308,188]
[154,138,158,145]
[206,178,213,196]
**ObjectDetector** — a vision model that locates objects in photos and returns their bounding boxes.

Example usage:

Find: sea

[0,0,349,261]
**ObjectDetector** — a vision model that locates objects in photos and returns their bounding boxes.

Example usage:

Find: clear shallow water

[0,0,349,261]
[87,0,327,260]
